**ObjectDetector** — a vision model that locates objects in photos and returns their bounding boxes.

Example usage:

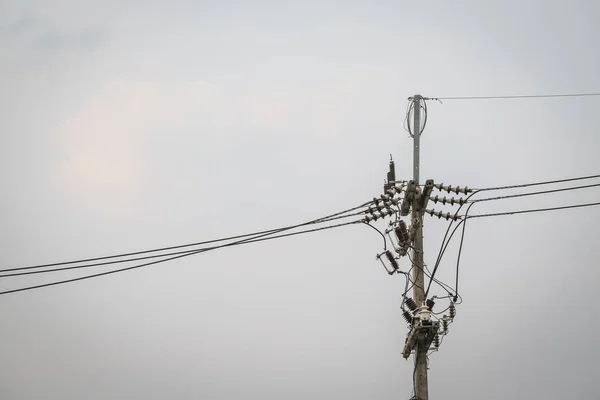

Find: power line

[466,201,600,219]
[424,217,468,300]
[424,174,600,296]
[0,220,362,296]
[0,211,366,278]
[454,203,475,300]
[407,246,456,299]
[432,93,600,101]
[1,202,374,274]
[425,189,480,298]
[424,175,600,292]
[427,199,600,302]
[425,192,600,298]
[472,182,600,203]
[475,174,600,192]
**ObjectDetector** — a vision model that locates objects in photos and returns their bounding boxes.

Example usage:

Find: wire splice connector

[425,209,462,221]
[434,183,473,194]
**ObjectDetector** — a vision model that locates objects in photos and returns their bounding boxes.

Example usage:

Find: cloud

[55,79,224,218]
[53,67,395,219]
[0,3,111,73]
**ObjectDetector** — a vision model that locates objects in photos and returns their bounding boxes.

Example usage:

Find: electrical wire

[403,100,413,135]
[407,245,456,299]
[402,251,455,305]
[363,222,387,251]
[472,182,600,203]
[400,266,414,301]
[406,97,428,138]
[465,201,600,219]
[405,251,426,293]
[427,174,600,294]
[426,179,600,298]
[0,220,363,296]
[424,188,482,299]
[402,268,416,299]
[432,304,451,316]
[433,92,600,100]
[421,175,600,330]
[0,211,366,278]
[431,219,468,303]
[420,99,428,134]
[454,203,476,298]
[475,174,600,191]
[1,201,376,274]
[423,259,456,298]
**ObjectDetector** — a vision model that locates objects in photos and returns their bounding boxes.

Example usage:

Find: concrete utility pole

[411,95,428,400]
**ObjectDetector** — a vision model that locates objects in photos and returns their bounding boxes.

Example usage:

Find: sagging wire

[405,97,429,138]
[363,222,388,251]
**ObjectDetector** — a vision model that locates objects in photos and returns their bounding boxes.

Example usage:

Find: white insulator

[415,304,431,321]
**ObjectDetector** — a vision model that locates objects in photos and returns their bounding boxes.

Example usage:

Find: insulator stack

[433,334,440,348]
[377,197,400,207]
[434,183,472,194]
[385,183,406,197]
[425,209,461,221]
[449,302,456,319]
[374,199,384,212]
[402,310,413,324]
[404,297,418,312]
[384,250,399,271]
[426,298,435,311]
[364,207,396,222]
[394,220,410,245]
[430,195,467,206]
[442,318,449,334]
[367,204,395,215]
[379,195,400,206]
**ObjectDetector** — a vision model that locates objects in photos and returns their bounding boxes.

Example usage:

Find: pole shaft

[411,95,428,400]
[413,97,420,184]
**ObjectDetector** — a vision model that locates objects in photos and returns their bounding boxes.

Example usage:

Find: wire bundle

[424,173,600,304]
[0,199,389,296]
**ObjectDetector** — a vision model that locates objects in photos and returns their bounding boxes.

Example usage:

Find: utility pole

[411,94,428,400]
[383,95,458,399]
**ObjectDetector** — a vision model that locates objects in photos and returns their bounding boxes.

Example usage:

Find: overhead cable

[1,201,375,274]
[465,201,600,219]
[0,220,362,296]
[432,93,600,100]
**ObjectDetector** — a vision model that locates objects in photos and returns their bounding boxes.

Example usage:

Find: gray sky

[2,1,600,399]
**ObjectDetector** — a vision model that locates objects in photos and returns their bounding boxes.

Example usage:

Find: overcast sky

[2,1,600,399]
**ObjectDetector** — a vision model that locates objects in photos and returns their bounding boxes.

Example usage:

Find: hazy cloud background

[1,1,599,399]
